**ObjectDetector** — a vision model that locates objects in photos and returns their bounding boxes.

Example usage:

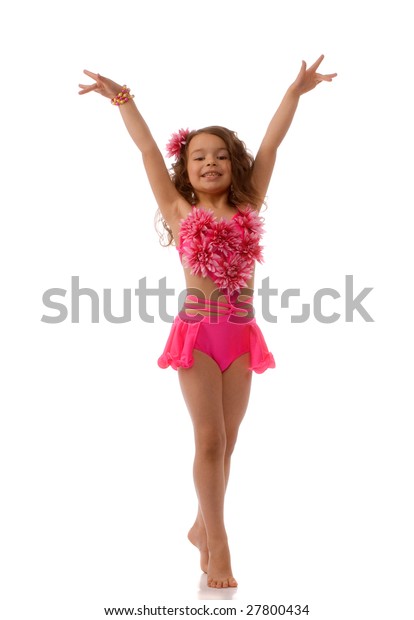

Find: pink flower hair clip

[165,128,190,159]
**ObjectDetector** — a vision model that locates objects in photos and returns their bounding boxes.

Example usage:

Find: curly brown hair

[155,126,265,247]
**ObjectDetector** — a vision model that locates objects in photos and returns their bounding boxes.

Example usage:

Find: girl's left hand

[291,55,337,95]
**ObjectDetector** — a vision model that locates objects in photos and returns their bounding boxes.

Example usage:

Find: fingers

[295,60,306,80]
[315,72,338,82]
[83,69,100,80]
[78,83,98,90]
[79,70,103,95]
[308,54,325,72]
[78,82,98,95]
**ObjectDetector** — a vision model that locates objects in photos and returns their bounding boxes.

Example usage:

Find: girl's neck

[193,193,230,212]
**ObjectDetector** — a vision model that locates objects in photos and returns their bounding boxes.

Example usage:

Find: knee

[224,433,238,459]
[196,430,227,460]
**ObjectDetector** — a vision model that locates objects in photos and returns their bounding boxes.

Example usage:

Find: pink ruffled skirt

[157,304,275,374]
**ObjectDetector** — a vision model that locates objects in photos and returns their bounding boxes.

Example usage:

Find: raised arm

[78,70,184,225]
[252,55,337,204]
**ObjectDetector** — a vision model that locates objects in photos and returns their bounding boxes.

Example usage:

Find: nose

[206,159,217,166]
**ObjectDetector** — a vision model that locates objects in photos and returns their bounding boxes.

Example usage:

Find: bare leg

[188,352,252,569]
[179,350,233,588]
[179,350,252,588]
[222,352,252,483]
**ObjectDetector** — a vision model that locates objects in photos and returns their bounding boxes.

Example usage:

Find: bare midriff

[181,268,255,319]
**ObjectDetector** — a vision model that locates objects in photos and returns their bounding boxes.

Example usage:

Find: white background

[1,0,413,618]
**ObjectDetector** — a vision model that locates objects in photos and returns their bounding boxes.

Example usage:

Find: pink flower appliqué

[165,128,190,159]
[234,206,265,238]
[239,231,264,263]
[181,235,221,279]
[178,205,265,294]
[208,219,240,257]
[179,207,215,246]
[213,254,254,295]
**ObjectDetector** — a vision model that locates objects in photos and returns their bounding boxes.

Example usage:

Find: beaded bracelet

[111,86,135,106]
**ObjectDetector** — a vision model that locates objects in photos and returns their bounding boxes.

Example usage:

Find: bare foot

[207,542,238,589]
[188,522,209,573]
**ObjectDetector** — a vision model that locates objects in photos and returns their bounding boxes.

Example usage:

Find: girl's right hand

[78,70,124,99]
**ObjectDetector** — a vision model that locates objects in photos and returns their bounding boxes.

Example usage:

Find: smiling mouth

[202,172,221,177]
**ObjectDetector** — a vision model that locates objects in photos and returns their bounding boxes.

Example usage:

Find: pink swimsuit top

[177,205,265,296]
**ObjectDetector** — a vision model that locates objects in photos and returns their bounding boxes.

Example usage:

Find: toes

[208,577,237,588]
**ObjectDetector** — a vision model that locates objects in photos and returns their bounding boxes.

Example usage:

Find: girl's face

[186,133,232,196]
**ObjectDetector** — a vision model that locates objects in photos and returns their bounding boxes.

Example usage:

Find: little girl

[79,56,336,589]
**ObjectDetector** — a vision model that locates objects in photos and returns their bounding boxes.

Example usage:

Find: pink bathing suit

[157,205,276,373]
